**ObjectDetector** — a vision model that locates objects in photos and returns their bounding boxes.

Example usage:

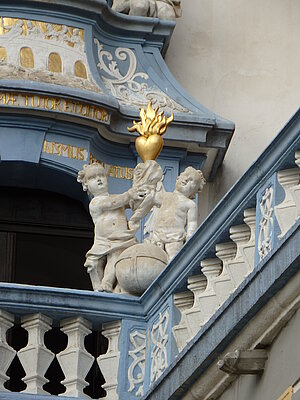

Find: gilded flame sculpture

[78,102,205,296]
[128,101,174,162]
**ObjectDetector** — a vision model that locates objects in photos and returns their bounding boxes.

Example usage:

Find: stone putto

[148,167,206,260]
[111,0,182,21]
[77,163,142,292]
[78,102,205,295]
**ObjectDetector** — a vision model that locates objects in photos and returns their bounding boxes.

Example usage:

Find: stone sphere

[115,243,168,296]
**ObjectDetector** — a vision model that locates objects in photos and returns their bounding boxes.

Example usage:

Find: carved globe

[115,243,168,296]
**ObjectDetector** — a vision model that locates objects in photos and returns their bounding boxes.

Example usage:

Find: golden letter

[108,165,116,178]
[60,144,69,157]
[114,166,122,179]
[89,153,96,164]
[80,104,90,117]
[22,94,30,106]
[45,97,54,110]
[52,142,60,155]
[73,102,80,114]
[0,93,6,104]
[127,168,134,180]
[77,148,85,161]
[43,140,52,154]
[90,105,96,119]
[53,98,61,111]
[64,100,73,113]
[6,93,16,105]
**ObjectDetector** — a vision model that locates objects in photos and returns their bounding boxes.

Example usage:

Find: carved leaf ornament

[94,38,190,113]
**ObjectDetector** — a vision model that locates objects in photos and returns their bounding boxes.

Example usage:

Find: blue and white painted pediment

[0,0,234,180]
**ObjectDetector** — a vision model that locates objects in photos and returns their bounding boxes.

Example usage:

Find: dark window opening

[0,187,93,290]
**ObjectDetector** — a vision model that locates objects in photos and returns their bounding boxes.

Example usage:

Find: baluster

[275,168,300,238]
[18,313,54,394]
[184,275,207,338]
[185,260,221,336]
[57,317,94,397]
[214,242,236,304]
[228,224,251,286]
[197,259,221,319]
[291,151,300,218]
[172,287,195,352]
[97,321,121,400]
[243,208,256,270]
[0,310,16,391]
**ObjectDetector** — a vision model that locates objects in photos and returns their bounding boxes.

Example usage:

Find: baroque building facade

[0,1,299,400]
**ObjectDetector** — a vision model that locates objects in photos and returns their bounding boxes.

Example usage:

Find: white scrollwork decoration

[150,310,169,384]
[94,38,190,113]
[258,186,274,260]
[128,330,146,397]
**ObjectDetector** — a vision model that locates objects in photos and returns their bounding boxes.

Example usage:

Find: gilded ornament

[278,387,294,400]
[128,102,174,162]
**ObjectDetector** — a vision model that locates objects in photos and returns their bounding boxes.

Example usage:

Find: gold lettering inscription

[89,153,133,181]
[42,140,88,162]
[42,144,133,180]
[0,91,110,123]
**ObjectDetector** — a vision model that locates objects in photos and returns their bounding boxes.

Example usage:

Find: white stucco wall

[166,0,300,210]
[217,308,300,400]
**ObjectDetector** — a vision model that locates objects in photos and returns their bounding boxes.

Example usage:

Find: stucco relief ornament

[78,102,205,295]
[258,186,274,260]
[94,39,189,113]
[128,330,146,396]
[0,17,100,92]
[150,310,169,383]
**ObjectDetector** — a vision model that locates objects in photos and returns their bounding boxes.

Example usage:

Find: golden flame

[128,102,174,138]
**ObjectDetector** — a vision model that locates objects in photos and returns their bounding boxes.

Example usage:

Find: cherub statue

[147,167,206,260]
[111,0,182,21]
[77,163,143,292]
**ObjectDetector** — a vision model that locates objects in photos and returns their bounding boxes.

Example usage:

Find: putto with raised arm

[78,102,205,295]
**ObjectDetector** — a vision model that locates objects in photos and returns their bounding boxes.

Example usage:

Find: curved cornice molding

[0,0,235,179]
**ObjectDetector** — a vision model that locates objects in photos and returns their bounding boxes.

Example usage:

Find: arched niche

[0,47,7,62]
[20,47,34,68]
[48,52,62,73]
[74,60,87,79]
[0,186,93,290]
[0,162,93,290]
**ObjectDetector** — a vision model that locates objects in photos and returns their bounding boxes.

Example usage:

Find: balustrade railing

[0,310,118,398]
[0,111,299,399]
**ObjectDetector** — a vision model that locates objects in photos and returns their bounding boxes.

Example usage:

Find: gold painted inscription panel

[0,92,110,123]
[42,141,134,180]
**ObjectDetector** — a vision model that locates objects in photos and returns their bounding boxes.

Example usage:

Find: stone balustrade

[0,311,120,399]
[0,141,299,400]
[173,151,300,351]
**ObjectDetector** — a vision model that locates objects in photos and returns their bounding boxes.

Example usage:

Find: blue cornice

[0,0,235,180]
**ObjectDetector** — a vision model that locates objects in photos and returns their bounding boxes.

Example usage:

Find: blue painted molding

[0,283,143,328]
[140,108,300,317]
[143,219,300,400]
[0,0,235,179]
